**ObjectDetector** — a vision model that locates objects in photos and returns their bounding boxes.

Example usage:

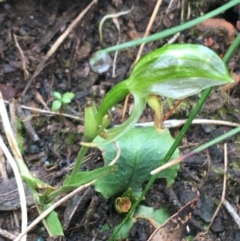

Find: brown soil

[1,0,240,240]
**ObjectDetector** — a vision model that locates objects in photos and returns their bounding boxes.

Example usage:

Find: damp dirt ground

[1,0,240,240]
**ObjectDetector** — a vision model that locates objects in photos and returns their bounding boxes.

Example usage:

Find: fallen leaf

[0,84,17,100]
[196,18,236,45]
[147,191,200,241]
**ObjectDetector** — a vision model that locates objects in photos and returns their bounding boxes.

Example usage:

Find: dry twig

[13,34,29,80]
[208,143,228,230]
[0,93,28,241]
[134,0,163,64]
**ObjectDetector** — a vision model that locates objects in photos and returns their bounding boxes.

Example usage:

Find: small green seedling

[51,91,75,111]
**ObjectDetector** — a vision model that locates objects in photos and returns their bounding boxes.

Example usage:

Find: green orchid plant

[82,44,233,147]
[11,43,234,239]
[80,44,233,240]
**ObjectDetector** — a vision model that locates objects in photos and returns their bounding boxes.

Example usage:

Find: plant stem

[95,80,129,126]
[69,144,89,182]
[193,126,240,154]
[109,32,240,241]
[101,0,240,54]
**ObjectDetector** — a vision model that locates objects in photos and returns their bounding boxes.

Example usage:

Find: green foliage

[51,91,75,111]
[94,127,180,198]
[63,165,118,188]
[87,44,233,147]
[10,35,239,239]
[112,205,169,240]
[36,203,64,237]
[47,165,118,202]
[127,44,233,98]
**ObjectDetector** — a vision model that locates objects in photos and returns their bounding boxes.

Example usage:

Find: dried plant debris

[196,18,236,45]
[147,191,200,241]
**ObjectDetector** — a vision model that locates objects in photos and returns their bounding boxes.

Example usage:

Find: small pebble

[3,64,16,73]
[28,144,41,154]
[201,123,212,134]
[4,4,11,10]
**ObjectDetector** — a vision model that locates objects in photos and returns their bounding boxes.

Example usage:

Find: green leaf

[127,44,234,99]
[63,165,117,188]
[112,217,135,241]
[94,127,180,198]
[36,203,64,236]
[84,106,99,141]
[94,80,129,126]
[62,92,75,104]
[53,91,62,100]
[134,205,169,227]
[86,94,146,147]
[111,205,169,240]
[51,100,62,111]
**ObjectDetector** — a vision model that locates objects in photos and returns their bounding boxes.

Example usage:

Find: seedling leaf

[51,100,62,111]
[53,91,62,100]
[62,92,74,104]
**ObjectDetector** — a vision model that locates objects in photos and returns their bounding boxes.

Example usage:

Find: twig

[135,119,240,128]
[0,93,27,241]
[4,100,240,129]
[0,147,7,178]
[166,0,179,14]
[15,103,40,142]
[163,99,183,121]
[98,7,133,77]
[0,227,17,240]
[121,94,130,122]
[4,100,84,122]
[0,137,27,241]
[181,0,186,22]
[166,32,181,44]
[123,0,163,121]
[22,0,97,96]
[134,0,163,64]
[13,34,29,80]
[99,7,133,44]
[187,1,191,20]
[223,200,240,228]
[111,16,121,78]
[34,91,50,111]
[208,143,228,230]
[14,181,95,241]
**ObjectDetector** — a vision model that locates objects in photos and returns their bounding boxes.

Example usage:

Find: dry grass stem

[223,200,240,228]
[0,227,17,240]
[208,143,228,230]
[13,34,29,80]
[0,93,28,241]
[0,137,27,241]
[134,0,163,64]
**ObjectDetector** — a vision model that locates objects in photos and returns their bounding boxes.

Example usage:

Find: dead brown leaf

[147,191,200,241]
[196,18,236,45]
